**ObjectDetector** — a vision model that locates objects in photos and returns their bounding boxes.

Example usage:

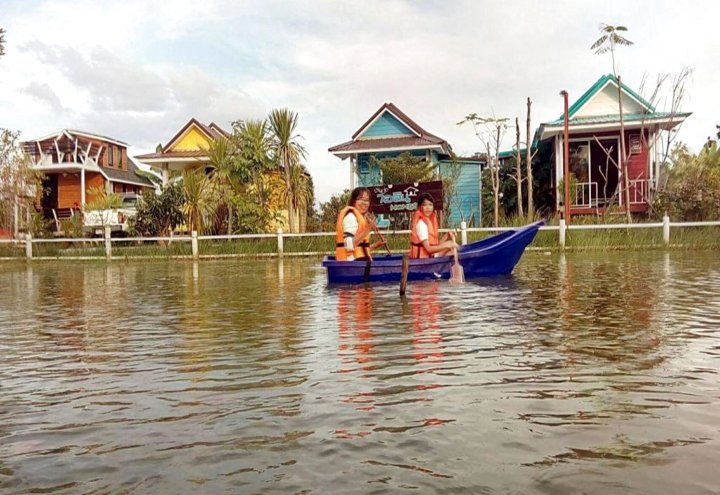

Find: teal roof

[498,148,527,159]
[544,111,692,127]
[563,74,655,120]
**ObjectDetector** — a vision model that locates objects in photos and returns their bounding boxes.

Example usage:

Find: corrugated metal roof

[543,111,692,127]
[329,135,448,154]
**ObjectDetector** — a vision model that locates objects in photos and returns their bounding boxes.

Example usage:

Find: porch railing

[572,181,599,208]
[628,179,648,205]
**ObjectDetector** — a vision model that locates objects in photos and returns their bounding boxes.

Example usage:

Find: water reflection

[0,253,718,494]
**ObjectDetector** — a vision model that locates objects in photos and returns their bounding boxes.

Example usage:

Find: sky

[1,0,718,203]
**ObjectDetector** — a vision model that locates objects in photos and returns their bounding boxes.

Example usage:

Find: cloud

[16,41,267,148]
[2,0,719,203]
[21,82,65,112]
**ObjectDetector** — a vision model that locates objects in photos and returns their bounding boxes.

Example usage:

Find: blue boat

[322,221,544,284]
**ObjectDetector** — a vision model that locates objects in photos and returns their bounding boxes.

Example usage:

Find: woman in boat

[335,187,386,261]
[410,192,457,259]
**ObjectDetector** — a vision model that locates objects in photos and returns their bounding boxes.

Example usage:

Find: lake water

[1,252,719,494]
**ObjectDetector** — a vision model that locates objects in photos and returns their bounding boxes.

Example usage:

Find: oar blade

[450,263,465,284]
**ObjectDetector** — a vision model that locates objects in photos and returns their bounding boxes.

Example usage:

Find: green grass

[2,222,719,261]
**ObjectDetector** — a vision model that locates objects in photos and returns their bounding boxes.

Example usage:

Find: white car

[84,194,140,236]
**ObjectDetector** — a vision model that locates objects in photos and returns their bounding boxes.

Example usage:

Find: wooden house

[22,129,155,221]
[537,74,691,216]
[329,102,484,226]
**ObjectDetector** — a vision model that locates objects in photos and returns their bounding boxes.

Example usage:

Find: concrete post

[25,233,32,259]
[277,227,284,257]
[559,218,566,249]
[191,230,199,260]
[662,214,670,246]
[460,221,468,245]
[104,226,112,260]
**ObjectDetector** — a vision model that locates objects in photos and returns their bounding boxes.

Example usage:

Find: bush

[131,184,184,236]
[655,143,720,221]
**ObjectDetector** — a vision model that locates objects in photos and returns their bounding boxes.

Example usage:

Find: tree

[281,164,314,232]
[318,190,351,231]
[206,136,240,234]
[590,23,634,75]
[371,151,435,185]
[654,142,720,221]
[0,129,43,236]
[592,23,634,223]
[637,67,693,196]
[131,183,184,237]
[181,169,216,233]
[269,108,306,233]
[526,98,535,217]
[513,117,524,217]
[233,118,274,209]
[458,114,508,227]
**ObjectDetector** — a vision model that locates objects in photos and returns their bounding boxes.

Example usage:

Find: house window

[358,157,370,174]
[107,146,114,167]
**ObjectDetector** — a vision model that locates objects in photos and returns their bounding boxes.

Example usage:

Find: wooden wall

[56,172,105,208]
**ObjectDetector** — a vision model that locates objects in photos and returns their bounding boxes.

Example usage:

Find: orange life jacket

[335,206,370,261]
[410,209,439,259]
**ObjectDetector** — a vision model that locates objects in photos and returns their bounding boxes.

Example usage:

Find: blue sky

[1,0,718,202]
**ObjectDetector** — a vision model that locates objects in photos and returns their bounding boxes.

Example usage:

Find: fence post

[460,221,467,245]
[662,214,670,246]
[25,233,32,259]
[191,230,199,260]
[104,226,112,260]
[559,219,566,249]
[277,227,284,257]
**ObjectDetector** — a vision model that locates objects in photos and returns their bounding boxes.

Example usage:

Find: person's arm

[417,220,455,254]
[421,239,457,254]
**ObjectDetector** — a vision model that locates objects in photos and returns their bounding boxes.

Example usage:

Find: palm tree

[234,119,273,208]
[268,109,306,233]
[281,164,314,233]
[207,137,240,234]
[590,23,633,75]
[181,169,216,234]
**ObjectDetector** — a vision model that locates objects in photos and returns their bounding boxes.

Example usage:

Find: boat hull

[322,221,543,284]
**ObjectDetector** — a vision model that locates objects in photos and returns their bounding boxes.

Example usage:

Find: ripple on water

[0,254,719,493]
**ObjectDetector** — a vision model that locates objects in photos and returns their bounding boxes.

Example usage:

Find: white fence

[1,216,720,260]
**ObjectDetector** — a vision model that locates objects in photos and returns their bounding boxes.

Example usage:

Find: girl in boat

[335,187,386,261]
[410,192,457,259]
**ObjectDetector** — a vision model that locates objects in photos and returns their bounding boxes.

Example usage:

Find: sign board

[629,134,642,154]
[368,180,444,215]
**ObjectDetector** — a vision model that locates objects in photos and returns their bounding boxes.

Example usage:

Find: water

[0,252,719,494]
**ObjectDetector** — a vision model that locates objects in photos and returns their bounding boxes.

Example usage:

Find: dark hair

[348,187,371,206]
[416,192,435,207]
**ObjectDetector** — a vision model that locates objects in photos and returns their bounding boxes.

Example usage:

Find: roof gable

[353,103,423,140]
[567,74,655,120]
[163,118,215,152]
[360,111,417,139]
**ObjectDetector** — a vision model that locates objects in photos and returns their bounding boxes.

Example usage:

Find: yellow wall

[172,126,212,151]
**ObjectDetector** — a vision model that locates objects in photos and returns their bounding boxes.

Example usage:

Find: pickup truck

[84,193,140,236]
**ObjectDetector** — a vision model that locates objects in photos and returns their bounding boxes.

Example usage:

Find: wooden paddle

[366,214,393,256]
[449,247,465,284]
[399,255,409,296]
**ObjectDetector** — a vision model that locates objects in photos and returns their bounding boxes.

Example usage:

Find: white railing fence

[572,181,599,208]
[1,216,720,260]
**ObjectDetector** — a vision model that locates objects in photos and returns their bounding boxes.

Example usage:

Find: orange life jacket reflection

[409,209,439,259]
[335,206,370,260]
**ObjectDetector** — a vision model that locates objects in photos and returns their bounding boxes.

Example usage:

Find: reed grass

[2,221,719,260]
